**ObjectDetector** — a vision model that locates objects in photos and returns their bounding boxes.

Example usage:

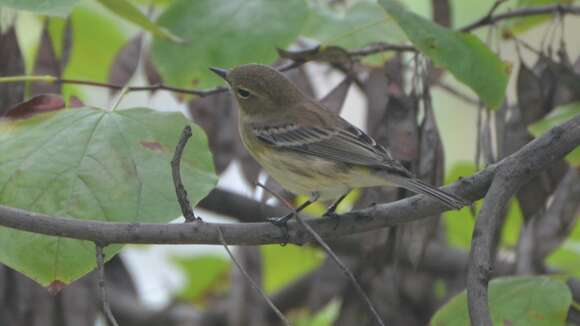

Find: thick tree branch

[467,116,580,325]
[0,116,577,245]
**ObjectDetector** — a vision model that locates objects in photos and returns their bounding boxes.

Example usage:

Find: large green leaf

[96,0,184,43]
[529,102,580,166]
[62,4,129,83]
[378,0,509,109]
[302,1,406,66]
[151,0,308,88]
[0,107,217,286]
[0,0,80,16]
[431,276,572,326]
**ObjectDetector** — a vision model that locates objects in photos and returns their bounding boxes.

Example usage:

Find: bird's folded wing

[251,116,412,177]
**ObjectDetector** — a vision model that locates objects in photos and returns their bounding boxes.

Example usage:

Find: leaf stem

[110,86,130,111]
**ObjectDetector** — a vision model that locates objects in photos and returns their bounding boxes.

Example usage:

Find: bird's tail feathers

[390,176,469,210]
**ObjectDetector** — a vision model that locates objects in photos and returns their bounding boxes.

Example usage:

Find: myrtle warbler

[210,64,468,224]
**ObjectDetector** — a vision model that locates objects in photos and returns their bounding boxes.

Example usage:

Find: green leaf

[0,0,80,16]
[443,162,477,249]
[151,0,308,88]
[501,198,523,247]
[529,102,580,166]
[262,244,323,293]
[62,4,129,83]
[547,221,580,278]
[171,255,230,304]
[96,0,184,43]
[378,0,509,109]
[0,107,217,286]
[443,162,523,248]
[302,1,406,66]
[431,276,572,326]
[292,300,340,326]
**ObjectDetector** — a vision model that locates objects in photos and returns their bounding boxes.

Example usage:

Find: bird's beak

[209,67,229,81]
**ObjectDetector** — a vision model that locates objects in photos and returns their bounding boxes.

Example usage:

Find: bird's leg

[267,192,320,227]
[267,192,320,245]
[322,191,350,218]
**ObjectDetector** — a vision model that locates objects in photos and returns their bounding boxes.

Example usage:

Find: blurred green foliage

[262,244,324,293]
[171,255,231,304]
[431,276,572,326]
[379,0,509,109]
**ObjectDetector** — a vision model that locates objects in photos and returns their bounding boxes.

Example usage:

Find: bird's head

[210,64,304,116]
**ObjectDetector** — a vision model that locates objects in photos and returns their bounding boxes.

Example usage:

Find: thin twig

[216,226,291,326]
[349,42,417,57]
[171,126,197,222]
[295,215,386,326]
[434,80,479,106]
[110,86,129,111]
[95,244,120,326]
[461,4,580,32]
[172,130,289,323]
[256,182,386,326]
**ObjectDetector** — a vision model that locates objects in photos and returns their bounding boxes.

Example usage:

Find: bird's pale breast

[239,123,387,200]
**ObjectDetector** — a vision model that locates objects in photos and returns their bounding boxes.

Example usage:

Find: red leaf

[3,94,67,120]
[47,280,67,295]
[68,95,84,108]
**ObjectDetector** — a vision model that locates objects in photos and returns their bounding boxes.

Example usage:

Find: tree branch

[96,244,120,326]
[467,116,580,325]
[0,116,577,246]
[460,4,580,32]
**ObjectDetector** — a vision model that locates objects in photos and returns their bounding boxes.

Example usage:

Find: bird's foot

[266,213,294,246]
[322,209,341,229]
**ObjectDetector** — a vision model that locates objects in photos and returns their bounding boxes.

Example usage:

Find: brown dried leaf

[60,18,73,69]
[399,86,443,266]
[3,94,67,120]
[68,95,84,108]
[517,62,544,125]
[108,34,143,96]
[0,27,25,116]
[144,50,162,91]
[32,22,61,95]
[277,45,352,68]
[188,92,238,174]
[319,76,351,114]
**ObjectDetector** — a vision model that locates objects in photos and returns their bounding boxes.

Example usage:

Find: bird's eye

[237,88,251,99]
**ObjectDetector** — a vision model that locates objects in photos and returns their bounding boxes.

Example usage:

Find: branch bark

[467,116,580,325]
[0,116,577,247]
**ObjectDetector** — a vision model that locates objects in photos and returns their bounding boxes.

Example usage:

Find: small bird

[210,64,469,225]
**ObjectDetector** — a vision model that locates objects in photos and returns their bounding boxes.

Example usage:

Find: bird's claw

[266,214,293,246]
[322,210,341,229]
